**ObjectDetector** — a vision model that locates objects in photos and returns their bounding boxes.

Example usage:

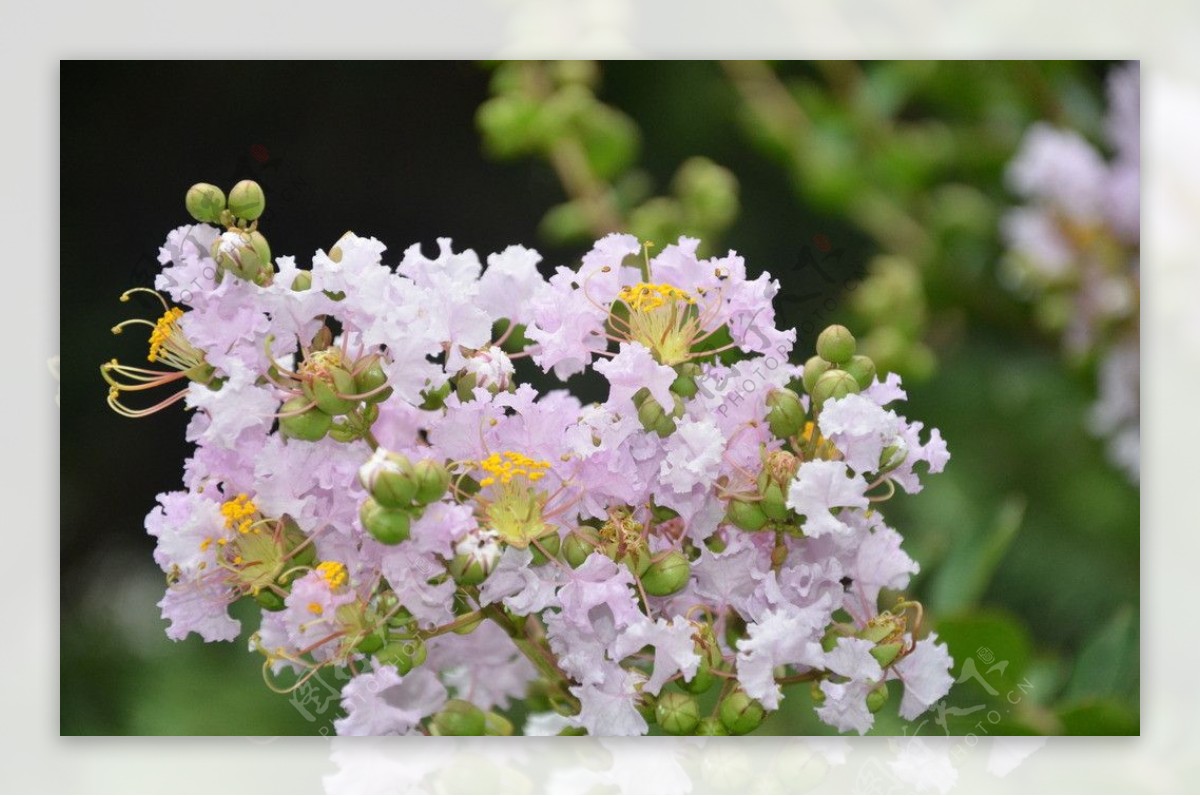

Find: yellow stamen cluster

[148,307,185,363]
[316,561,348,589]
[479,451,551,487]
[221,494,259,534]
[617,283,695,313]
[307,602,324,616]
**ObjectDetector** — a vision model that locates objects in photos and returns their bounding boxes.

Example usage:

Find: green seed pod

[681,646,722,695]
[866,682,890,713]
[802,355,832,394]
[228,179,266,221]
[447,530,501,587]
[760,481,789,522]
[354,358,392,403]
[375,637,427,675]
[811,369,861,408]
[843,355,877,390]
[653,413,678,438]
[655,692,701,735]
[290,271,313,292]
[252,589,285,611]
[816,324,856,364]
[529,530,561,566]
[631,386,651,408]
[878,438,909,474]
[719,689,765,735]
[185,182,226,223]
[694,717,730,736]
[304,366,358,416]
[359,450,418,509]
[637,395,666,432]
[765,388,807,440]
[248,230,271,270]
[359,497,412,545]
[278,396,332,441]
[670,365,699,399]
[562,530,597,568]
[870,642,904,668]
[412,459,451,504]
[641,552,691,596]
[431,699,487,736]
[726,498,768,532]
[355,629,387,655]
[484,711,514,736]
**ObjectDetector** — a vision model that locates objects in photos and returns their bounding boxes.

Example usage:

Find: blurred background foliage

[60,60,1137,736]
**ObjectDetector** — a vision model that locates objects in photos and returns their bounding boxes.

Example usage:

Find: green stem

[481,604,581,714]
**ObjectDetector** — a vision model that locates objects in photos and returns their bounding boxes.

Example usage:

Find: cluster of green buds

[275,338,392,444]
[632,386,686,438]
[808,602,922,716]
[562,509,693,597]
[724,449,802,533]
[801,325,876,409]
[358,451,452,544]
[427,699,514,736]
[186,180,275,286]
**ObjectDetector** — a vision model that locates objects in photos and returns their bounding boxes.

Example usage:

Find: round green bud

[355,629,387,655]
[360,451,418,509]
[412,459,451,504]
[870,641,904,668]
[655,692,701,735]
[359,497,412,545]
[726,498,768,532]
[290,271,312,292]
[641,551,691,596]
[719,689,765,735]
[447,552,491,587]
[816,324,856,364]
[562,531,597,569]
[866,681,890,713]
[484,711,514,736]
[681,651,718,695]
[621,547,654,578]
[252,589,285,611]
[529,530,561,566]
[228,179,266,221]
[637,395,666,431]
[354,358,391,403]
[431,699,487,736]
[843,355,877,390]
[802,355,832,394]
[375,637,426,674]
[811,369,861,407]
[760,481,789,522]
[279,396,332,441]
[185,183,226,223]
[765,388,807,440]
[653,413,678,438]
[878,438,908,473]
[694,717,730,736]
[304,366,358,416]
[248,230,271,270]
[670,369,699,399]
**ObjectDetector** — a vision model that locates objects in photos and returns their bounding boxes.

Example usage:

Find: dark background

[61,61,1136,735]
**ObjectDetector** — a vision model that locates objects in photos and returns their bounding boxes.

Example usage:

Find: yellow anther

[147,307,185,362]
[617,283,695,313]
[316,561,348,589]
[478,451,551,486]
[220,494,259,532]
[307,602,324,616]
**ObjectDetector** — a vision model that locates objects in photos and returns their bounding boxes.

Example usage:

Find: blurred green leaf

[929,495,1025,615]
[1062,605,1139,705]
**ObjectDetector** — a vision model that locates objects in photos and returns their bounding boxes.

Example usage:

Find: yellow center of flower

[316,561,348,589]
[221,494,259,535]
[475,451,552,548]
[612,282,706,366]
[478,451,551,487]
[148,307,185,363]
[616,283,696,313]
[307,602,324,616]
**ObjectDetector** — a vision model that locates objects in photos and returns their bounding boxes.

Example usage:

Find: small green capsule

[529,531,561,565]
[870,642,904,668]
[726,498,769,532]
[185,182,226,223]
[694,717,729,735]
[360,452,418,510]
[844,355,877,390]
[290,271,313,292]
[655,692,701,735]
[816,324,856,364]
[304,366,358,416]
[637,395,666,432]
[866,681,890,713]
[375,638,427,674]
[354,358,391,403]
[760,481,789,522]
[431,700,487,736]
[228,179,266,221]
[802,355,832,393]
[562,531,597,568]
[719,689,765,735]
[670,367,699,399]
[278,396,332,441]
[484,711,514,736]
[359,498,412,545]
[412,459,451,504]
[641,552,691,596]
[765,388,806,440]
[811,369,861,407]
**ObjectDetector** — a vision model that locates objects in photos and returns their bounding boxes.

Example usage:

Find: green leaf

[1057,701,1139,736]
[929,495,1025,615]
[1061,605,1139,705]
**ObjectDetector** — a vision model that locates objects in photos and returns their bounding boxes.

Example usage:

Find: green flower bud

[359,449,418,509]
[870,642,904,668]
[681,644,722,695]
[765,388,807,440]
[529,530,561,566]
[303,365,358,416]
[448,530,502,586]
[878,437,909,473]
[185,182,226,223]
[670,364,700,399]
[375,637,427,675]
[359,497,412,545]
[811,369,861,407]
[355,629,387,655]
[354,358,392,403]
[279,396,332,441]
[412,459,451,504]
[253,588,285,611]
[655,692,701,735]
[248,230,271,271]
[719,689,765,735]
[802,355,833,393]
[726,498,768,532]
[637,395,671,436]
[654,413,678,437]
[695,717,730,736]
[843,355,877,390]
[760,481,789,522]
[562,530,598,568]
[484,711,514,736]
[866,681,890,713]
[557,726,587,736]
[228,179,266,221]
[641,552,691,596]
[431,699,487,736]
[816,325,856,364]
[290,271,312,292]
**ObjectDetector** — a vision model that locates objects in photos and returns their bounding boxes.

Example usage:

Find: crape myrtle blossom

[102,179,953,736]
[1001,61,1140,482]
